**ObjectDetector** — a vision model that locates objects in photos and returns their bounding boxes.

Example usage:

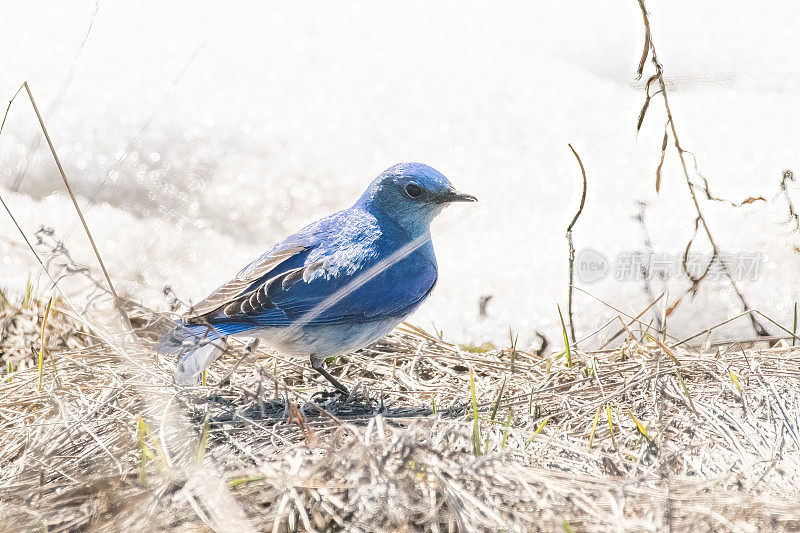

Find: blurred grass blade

[36,297,52,392]
[661,290,669,342]
[197,411,212,463]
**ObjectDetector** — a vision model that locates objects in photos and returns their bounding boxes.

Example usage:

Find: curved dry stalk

[566,143,588,344]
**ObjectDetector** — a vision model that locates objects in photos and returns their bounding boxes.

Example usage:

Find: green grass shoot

[606,404,617,448]
[469,368,481,456]
[729,369,743,394]
[627,409,651,442]
[490,377,506,421]
[529,417,549,443]
[460,342,496,354]
[648,333,696,412]
[24,273,32,309]
[588,404,602,448]
[508,328,518,374]
[137,416,148,485]
[557,304,572,368]
[501,411,513,450]
[228,476,266,488]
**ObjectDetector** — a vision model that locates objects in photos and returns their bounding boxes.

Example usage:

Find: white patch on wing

[303,211,383,281]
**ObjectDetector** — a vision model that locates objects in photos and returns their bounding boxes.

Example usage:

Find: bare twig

[777,170,799,250]
[634,0,769,337]
[566,144,587,344]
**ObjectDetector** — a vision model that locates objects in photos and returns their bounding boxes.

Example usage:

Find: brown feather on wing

[182,245,307,323]
[218,261,321,319]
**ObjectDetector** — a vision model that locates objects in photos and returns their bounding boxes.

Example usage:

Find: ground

[1,287,799,531]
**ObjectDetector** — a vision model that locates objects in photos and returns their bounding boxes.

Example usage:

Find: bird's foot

[310,389,347,403]
[311,382,376,407]
[376,394,387,414]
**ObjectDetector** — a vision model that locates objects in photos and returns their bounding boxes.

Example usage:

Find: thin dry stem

[635,0,769,337]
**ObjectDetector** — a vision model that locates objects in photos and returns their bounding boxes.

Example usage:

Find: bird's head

[355,162,476,234]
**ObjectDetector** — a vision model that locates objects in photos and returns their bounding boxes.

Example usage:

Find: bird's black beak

[440,189,477,203]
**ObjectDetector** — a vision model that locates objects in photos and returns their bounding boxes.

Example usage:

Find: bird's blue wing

[181,243,312,322]
[195,211,438,332]
[261,241,438,326]
[180,212,341,326]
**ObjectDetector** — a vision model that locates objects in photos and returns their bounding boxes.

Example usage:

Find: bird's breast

[252,317,402,358]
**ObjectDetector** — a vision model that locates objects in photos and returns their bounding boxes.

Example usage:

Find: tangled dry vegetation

[0,288,799,532]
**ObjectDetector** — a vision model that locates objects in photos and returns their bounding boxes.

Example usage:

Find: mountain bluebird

[159,162,476,393]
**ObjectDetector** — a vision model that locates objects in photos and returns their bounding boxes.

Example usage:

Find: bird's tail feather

[157,323,225,385]
[174,342,224,385]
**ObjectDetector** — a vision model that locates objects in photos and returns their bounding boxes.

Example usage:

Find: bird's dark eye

[405,183,422,198]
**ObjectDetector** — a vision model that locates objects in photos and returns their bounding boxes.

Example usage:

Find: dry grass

[1,284,799,532]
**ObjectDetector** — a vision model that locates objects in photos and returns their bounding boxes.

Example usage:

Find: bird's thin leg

[309,355,349,395]
[218,338,260,388]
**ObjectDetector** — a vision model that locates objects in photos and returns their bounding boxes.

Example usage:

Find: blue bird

[158,162,476,393]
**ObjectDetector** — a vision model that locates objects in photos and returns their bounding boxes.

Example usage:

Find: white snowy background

[1,1,798,349]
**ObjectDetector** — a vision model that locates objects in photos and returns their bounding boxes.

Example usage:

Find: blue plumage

[159,162,476,392]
